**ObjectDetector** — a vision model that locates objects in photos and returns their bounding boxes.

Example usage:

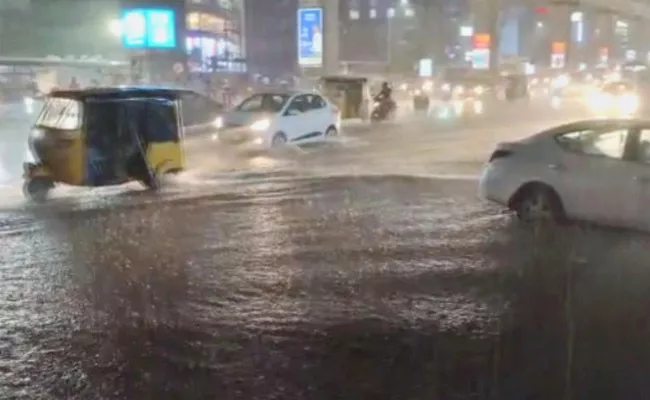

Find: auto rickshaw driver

[23,86,187,202]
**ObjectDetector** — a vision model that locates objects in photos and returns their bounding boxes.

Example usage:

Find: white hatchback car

[480,119,650,231]
[216,91,341,147]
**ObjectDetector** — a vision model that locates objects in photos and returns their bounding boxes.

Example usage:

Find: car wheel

[271,132,287,147]
[325,126,338,136]
[513,185,565,223]
[23,178,53,203]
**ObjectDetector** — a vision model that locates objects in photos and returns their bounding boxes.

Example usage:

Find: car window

[556,128,629,159]
[236,94,289,113]
[181,92,219,127]
[286,95,309,114]
[307,94,326,110]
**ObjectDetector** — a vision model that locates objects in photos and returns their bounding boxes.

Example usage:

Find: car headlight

[250,119,271,132]
[213,116,223,128]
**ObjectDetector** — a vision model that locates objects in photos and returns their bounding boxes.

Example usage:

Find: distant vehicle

[587,81,639,117]
[480,119,650,230]
[215,91,341,147]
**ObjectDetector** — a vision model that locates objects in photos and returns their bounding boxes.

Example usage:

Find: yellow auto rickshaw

[23,86,187,202]
[318,75,372,121]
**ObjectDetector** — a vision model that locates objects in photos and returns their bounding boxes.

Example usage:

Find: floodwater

[3,107,650,399]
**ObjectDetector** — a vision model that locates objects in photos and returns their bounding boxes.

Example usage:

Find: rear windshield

[36,97,82,130]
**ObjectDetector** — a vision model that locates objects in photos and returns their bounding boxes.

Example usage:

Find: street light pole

[487,0,501,76]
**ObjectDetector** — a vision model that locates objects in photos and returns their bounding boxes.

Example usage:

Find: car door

[306,94,332,137]
[280,95,313,142]
[552,122,639,228]
[622,124,650,230]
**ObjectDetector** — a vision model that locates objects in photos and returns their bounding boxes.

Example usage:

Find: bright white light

[23,96,34,114]
[571,12,582,22]
[250,119,271,132]
[460,26,473,37]
[213,117,223,128]
[619,94,639,114]
[590,93,612,112]
[387,8,395,18]
[537,21,543,28]
[108,19,123,36]
[400,0,409,6]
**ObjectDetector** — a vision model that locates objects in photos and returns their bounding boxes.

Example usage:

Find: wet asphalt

[3,103,650,399]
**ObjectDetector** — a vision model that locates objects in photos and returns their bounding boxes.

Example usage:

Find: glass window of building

[218,0,233,10]
[186,12,227,34]
[349,0,360,20]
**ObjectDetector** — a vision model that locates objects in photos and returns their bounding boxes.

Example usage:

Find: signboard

[551,41,566,55]
[551,54,565,69]
[122,8,176,49]
[473,34,491,50]
[298,8,324,67]
[418,58,433,77]
[471,49,489,69]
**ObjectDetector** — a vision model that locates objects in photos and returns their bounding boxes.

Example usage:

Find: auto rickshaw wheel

[142,162,174,191]
[23,178,53,203]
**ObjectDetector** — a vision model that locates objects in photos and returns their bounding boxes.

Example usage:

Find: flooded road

[2,108,650,399]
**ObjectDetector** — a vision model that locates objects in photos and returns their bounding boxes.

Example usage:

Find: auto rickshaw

[23,86,187,202]
[318,75,372,121]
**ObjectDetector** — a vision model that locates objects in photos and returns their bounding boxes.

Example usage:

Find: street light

[108,19,123,36]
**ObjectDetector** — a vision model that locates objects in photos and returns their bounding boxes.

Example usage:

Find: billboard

[297,8,323,67]
[122,8,177,49]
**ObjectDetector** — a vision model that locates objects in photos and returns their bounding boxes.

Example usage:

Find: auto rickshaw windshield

[36,97,82,130]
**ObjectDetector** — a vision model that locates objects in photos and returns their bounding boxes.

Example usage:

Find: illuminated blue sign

[122,8,176,49]
[297,8,323,67]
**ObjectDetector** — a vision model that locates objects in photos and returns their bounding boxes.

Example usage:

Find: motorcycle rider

[374,82,395,117]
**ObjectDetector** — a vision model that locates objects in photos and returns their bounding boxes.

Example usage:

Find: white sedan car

[480,119,650,230]
[215,91,341,147]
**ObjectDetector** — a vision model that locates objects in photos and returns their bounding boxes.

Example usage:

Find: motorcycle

[370,98,397,122]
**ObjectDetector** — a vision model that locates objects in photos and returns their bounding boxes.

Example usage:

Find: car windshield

[236,93,290,113]
[35,97,82,130]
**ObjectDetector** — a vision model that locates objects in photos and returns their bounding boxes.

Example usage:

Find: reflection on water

[1,174,650,398]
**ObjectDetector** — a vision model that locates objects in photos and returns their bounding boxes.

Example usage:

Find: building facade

[245,0,297,78]
[184,0,246,73]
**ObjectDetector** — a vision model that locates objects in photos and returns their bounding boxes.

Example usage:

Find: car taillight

[489,149,512,162]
